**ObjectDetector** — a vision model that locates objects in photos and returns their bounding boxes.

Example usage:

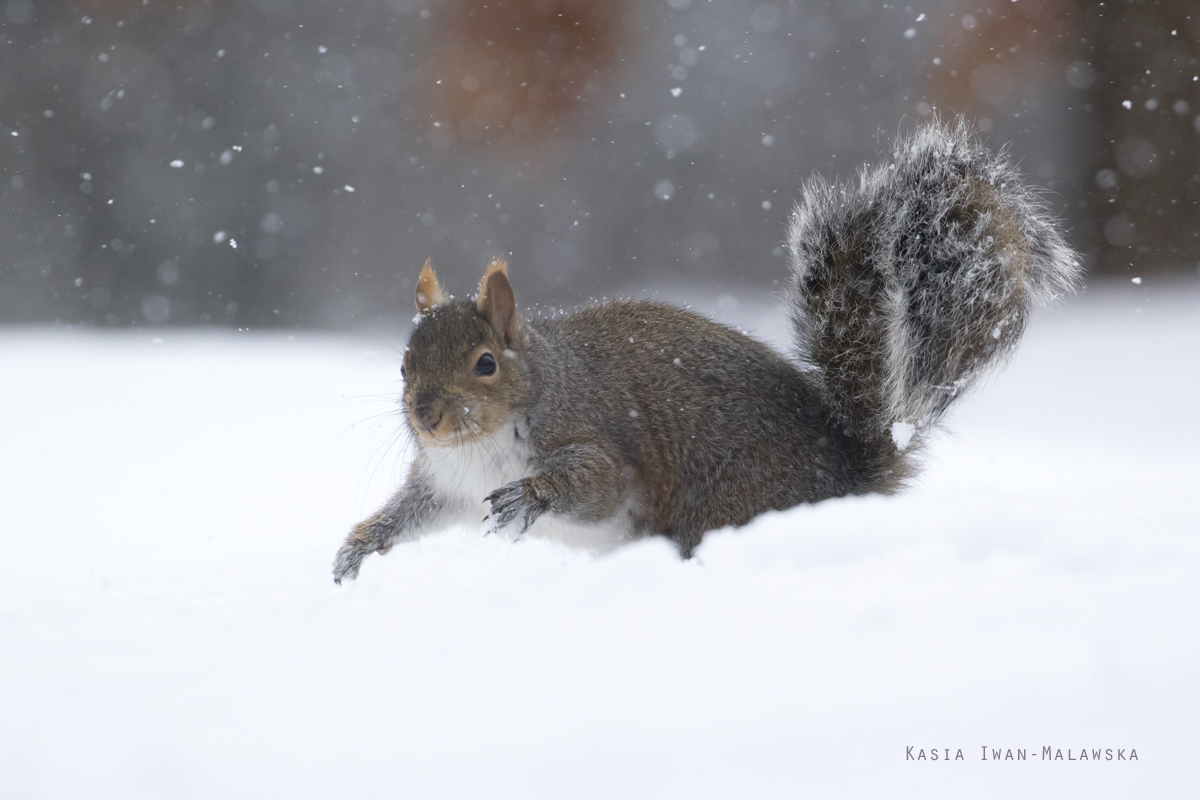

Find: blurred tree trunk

[423,0,627,153]
[927,0,1200,277]
[1084,2,1200,274]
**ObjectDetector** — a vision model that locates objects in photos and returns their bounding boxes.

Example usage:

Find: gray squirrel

[332,119,1080,584]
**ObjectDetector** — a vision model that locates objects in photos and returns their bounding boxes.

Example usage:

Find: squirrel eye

[400,364,407,380]
[475,352,496,377]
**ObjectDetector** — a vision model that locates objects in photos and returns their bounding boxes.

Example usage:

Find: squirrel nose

[415,406,443,433]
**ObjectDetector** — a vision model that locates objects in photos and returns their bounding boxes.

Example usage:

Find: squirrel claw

[332,540,368,584]
[484,479,546,539]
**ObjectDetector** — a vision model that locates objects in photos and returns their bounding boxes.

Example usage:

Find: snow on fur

[786,119,1082,472]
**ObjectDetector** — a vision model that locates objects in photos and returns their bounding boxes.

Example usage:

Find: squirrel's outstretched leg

[333,461,451,583]
[485,442,632,536]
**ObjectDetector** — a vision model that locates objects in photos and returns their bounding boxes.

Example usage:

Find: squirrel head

[401,258,529,447]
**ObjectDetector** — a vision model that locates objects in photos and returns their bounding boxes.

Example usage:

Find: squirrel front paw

[484,478,549,538]
[332,518,389,584]
[332,539,370,584]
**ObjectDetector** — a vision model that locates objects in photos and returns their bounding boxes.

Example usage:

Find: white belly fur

[420,422,639,553]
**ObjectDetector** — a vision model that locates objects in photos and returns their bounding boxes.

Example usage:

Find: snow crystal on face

[891,420,916,451]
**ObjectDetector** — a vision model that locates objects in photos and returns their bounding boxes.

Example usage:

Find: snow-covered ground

[1,280,1197,799]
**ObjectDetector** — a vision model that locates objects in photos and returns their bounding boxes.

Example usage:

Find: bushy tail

[786,118,1081,490]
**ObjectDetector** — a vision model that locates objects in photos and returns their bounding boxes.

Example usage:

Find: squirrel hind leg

[668,528,702,559]
[654,511,704,558]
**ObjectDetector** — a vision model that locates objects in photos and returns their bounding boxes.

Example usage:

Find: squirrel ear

[415,259,448,314]
[476,261,516,345]
[475,257,508,307]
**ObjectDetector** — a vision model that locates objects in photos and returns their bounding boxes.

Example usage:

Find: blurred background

[1,0,1197,329]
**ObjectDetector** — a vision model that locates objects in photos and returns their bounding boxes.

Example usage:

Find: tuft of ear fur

[475,257,508,307]
[415,259,449,313]
[476,261,516,345]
